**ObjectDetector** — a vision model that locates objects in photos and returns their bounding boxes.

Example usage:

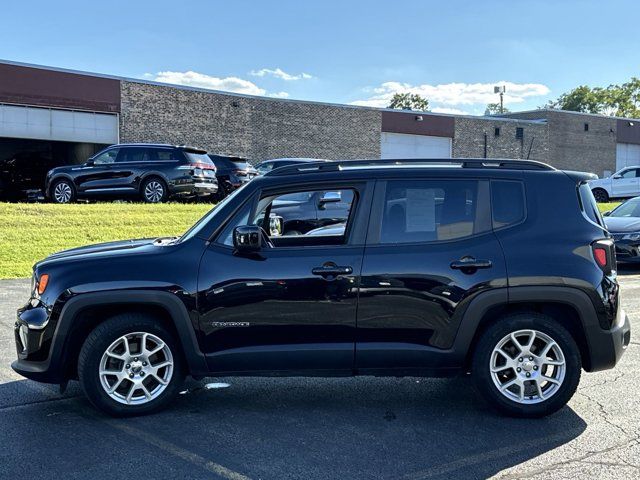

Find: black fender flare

[452,286,606,371]
[52,290,208,378]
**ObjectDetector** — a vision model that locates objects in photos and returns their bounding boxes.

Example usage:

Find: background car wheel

[51,179,75,203]
[592,188,609,203]
[472,312,581,418]
[141,177,168,203]
[78,313,185,417]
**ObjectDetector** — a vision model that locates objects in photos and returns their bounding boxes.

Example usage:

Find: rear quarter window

[491,180,526,229]
[578,183,604,226]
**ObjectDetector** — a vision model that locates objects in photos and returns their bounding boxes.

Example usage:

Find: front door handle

[450,257,492,271]
[312,265,353,277]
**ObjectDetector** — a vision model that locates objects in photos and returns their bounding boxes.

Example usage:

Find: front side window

[379,180,487,244]
[217,187,357,247]
[619,169,638,179]
[93,148,119,165]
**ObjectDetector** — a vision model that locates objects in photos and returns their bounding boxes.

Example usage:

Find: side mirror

[603,211,612,217]
[85,159,95,167]
[233,225,262,252]
[613,175,622,179]
[319,191,341,204]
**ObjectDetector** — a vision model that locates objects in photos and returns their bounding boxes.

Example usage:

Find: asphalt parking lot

[1,273,639,480]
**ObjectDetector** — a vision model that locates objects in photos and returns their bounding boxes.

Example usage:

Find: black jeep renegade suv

[45,144,218,203]
[13,159,630,417]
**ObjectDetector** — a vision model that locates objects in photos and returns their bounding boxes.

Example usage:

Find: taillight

[592,239,615,275]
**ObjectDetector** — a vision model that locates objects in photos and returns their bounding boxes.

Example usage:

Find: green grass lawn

[0,200,625,279]
[0,202,212,278]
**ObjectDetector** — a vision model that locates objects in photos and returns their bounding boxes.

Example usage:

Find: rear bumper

[171,181,218,196]
[585,309,631,372]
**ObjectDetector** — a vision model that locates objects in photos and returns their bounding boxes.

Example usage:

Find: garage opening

[0,138,108,200]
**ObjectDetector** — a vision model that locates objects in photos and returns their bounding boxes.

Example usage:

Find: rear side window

[151,148,183,161]
[379,179,489,244]
[578,183,604,226]
[118,147,149,163]
[491,180,525,228]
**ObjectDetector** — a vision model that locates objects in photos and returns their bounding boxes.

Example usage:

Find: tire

[472,312,581,418]
[78,313,185,417]
[141,177,168,203]
[592,188,609,203]
[50,179,75,203]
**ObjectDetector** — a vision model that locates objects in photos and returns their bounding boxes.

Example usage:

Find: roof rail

[264,158,555,176]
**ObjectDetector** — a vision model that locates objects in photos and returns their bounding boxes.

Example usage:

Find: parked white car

[589,166,640,202]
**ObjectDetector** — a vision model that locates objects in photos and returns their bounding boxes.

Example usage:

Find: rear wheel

[51,179,75,203]
[592,188,609,203]
[78,313,185,416]
[472,312,581,418]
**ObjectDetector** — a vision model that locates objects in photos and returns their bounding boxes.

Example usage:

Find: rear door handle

[312,265,353,277]
[450,257,492,270]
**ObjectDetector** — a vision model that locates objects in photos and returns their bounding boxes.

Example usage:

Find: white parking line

[102,419,252,480]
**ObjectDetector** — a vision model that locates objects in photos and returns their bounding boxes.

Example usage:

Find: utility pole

[494,85,506,114]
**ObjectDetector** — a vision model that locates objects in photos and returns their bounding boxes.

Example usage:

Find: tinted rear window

[491,180,525,228]
[185,152,214,164]
[578,183,604,226]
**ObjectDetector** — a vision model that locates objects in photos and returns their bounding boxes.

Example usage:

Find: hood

[48,164,82,175]
[37,237,167,268]
[604,216,640,233]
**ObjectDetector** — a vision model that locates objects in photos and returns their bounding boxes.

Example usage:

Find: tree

[388,93,429,111]
[485,103,511,115]
[545,78,640,118]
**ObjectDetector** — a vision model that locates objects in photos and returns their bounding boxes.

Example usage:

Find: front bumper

[11,303,63,384]
[614,240,640,263]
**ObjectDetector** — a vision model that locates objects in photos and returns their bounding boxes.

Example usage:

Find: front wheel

[472,312,581,418]
[51,179,75,203]
[78,314,185,416]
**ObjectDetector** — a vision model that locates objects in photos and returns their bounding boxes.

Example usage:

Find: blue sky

[2,0,639,114]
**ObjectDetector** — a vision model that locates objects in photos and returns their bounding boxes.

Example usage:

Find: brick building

[1,60,640,179]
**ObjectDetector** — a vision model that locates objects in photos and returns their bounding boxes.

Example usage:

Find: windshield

[184,152,214,164]
[610,198,640,217]
[179,183,249,241]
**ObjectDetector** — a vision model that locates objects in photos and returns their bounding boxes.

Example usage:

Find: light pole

[494,85,506,114]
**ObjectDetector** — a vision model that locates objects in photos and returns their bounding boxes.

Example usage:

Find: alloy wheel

[53,182,73,203]
[144,181,164,202]
[489,329,566,404]
[99,332,174,405]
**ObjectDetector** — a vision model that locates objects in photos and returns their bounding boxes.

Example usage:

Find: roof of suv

[264,158,556,177]
[106,143,207,153]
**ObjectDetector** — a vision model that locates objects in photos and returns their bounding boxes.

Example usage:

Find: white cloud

[268,91,290,99]
[430,107,470,115]
[250,68,313,81]
[352,81,550,111]
[151,70,266,96]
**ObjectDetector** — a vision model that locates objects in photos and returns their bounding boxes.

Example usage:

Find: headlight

[622,233,640,241]
[193,168,203,177]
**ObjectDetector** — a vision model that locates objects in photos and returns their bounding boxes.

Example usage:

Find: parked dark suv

[45,144,218,203]
[208,154,257,200]
[13,159,630,417]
